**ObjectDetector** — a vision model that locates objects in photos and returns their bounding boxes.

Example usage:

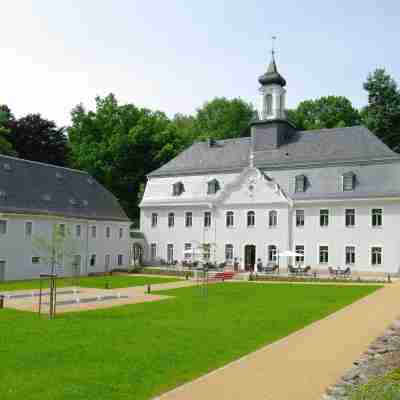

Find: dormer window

[42,194,51,202]
[56,172,63,182]
[172,182,184,196]
[295,175,306,193]
[342,172,355,191]
[207,179,220,195]
[3,163,12,171]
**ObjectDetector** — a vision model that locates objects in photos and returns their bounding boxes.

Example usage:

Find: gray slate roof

[149,126,400,177]
[0,155,129,221]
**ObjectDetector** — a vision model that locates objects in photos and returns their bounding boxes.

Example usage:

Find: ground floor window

[225,244,233,261]
[345,246,355,265]
[203,243,211,261]
[184,243,192,260]
[371,247,382,266]
[167,244,174,264]
[295,245,304,264]
[267,245,277,263]
[319,246,328,264]
[150,243,157,261]
[105,254,111,270]
[90,254,96,267]
[0,260,5,281]
[117,254,123,266]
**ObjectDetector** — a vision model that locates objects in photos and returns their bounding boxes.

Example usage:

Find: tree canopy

[0,105,17,156]
[287,96,361,131]
[361,68,400,151]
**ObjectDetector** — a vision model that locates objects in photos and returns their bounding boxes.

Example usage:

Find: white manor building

[0,156,131,281]
[140,56,400,274]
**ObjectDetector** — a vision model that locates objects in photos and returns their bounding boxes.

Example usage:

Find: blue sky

[1,0,399,126]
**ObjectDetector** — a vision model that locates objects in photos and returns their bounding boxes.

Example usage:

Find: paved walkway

[157,282,400,400]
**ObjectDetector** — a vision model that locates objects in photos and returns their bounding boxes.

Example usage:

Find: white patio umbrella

[277,250,304,268]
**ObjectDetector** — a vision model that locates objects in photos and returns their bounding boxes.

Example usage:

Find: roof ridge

[0,154,89,175]
[296,125,364,135]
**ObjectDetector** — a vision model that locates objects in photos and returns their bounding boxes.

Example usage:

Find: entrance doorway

[244,245,256,271]
[132,243,143,266]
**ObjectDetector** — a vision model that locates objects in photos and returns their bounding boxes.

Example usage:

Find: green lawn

[0,282,380,400]
[0,274,181,292]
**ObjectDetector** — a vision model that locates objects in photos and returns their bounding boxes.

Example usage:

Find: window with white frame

[345,246,355,265]
[172,182,184,196]
[185,212,193,227]
[168,212,175,228]
[268,210,277,227]
[319,246,329,264]
[371,247,382,266]
[342,172,355,191]
[167,244,174,264]
[25,222,33,238]
[372,208,382,227]
[265,94,273,115]
[105,254,111,269]
[59,223,66,237]
[117,254,123,266]
[90,254,96,267]
[225,244,233,261]
[247,211,255,227]
[91,225,97,238]
[184,243,192,259]
[151,213,158,227]
[204,211,211,228]
[296,210,305,227]
[203,243,211,261]
[119,227,123,239]
[0,220,7,235]
[295,245,305,264]
[320,209,329,227]
[106,226,111,239]
[32,256,40,264]
[207,179,220,195]
[226,211,234,227]
[295,175,306,193]
[345,209,355,227]
[267,245,277,263]
[150,243,157,261]
[76,224,81,238]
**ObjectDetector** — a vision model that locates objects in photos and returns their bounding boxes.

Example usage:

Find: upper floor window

[342,171,356,191]
[204,211,211,228]
[150,243,157,261]
[345,209,355,227]
[296,210,305,227]
[295,175,306,193]
[106,226,111,239]
[25,222,33,238]
[168,212,175,228]
[207,179,220,195]
[76,224,81,238]
[59,223,66,237]
[151,213,158,227]
[320,209,329,227]
[91,225,97,239]
[372,208,382,227]
[172,182,185,196]
[0,220,7,236]
[226,211,234,227]
[265,94,273,115]
[119,227,123,239]
[247,211,255,227]
[185,212,193,227]
[268,210,277,227]
[371,247,382,266]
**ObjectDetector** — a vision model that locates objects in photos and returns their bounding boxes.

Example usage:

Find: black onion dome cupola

[258,57,286,87]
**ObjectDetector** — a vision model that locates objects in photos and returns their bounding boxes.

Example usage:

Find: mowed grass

[0,282,380,400]
[0,274,181,292]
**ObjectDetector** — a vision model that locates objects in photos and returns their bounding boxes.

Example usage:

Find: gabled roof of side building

[149,126,400,177]
[0,155,130,222]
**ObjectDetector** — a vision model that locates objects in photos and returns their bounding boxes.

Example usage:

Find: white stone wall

[0,214,131,281]
[141,169,400,274]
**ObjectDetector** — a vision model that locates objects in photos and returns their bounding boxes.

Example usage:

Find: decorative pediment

[215,167,292,206]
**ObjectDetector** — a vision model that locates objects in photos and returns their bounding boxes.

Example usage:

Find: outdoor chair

[288,265,298,276]
[263,264,278,274]
[303,266,311,275]
[340,267,351,277]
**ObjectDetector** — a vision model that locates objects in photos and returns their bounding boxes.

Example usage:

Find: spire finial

[271,35,277,60]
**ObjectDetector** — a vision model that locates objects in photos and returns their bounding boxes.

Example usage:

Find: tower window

[207,179,220,195]
[172,182,184,196]
[265,94,273,115]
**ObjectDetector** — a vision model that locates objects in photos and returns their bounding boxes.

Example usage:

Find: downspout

[85,220,89,275]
